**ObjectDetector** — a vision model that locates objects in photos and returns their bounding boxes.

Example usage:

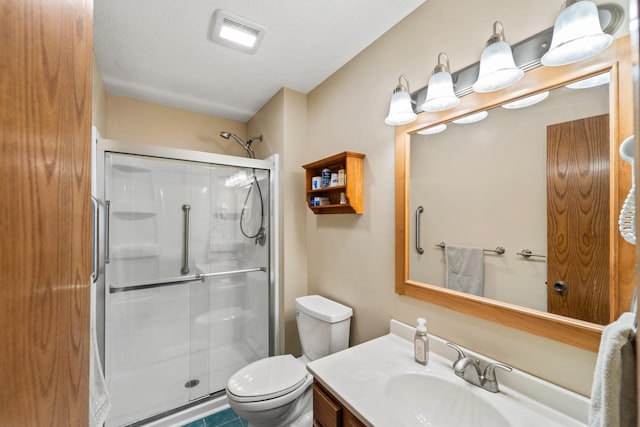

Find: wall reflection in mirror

[409,72,628,325]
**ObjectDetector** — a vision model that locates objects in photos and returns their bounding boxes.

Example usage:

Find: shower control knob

[553,281,567,294]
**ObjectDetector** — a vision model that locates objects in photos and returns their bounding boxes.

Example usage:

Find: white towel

[589,312,637,427]
[445,245,484,297]
[89,283,111,427]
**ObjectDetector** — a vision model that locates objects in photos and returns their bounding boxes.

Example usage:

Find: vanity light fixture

[208,9,266,54]
[501,91,550,109]
[472,22,524,93]
[385,75,417,126]
[541,0,613,67]
[452,111,489,124]
[417,124,447,135]
[421,53,461,112]
[565,72,610,89]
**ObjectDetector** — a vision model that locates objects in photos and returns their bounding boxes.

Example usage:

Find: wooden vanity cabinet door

[313,383,342,427]
[343,410,366,427]
[313,382,366,427]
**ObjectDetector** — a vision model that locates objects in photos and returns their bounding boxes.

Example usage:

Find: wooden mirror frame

[395,36,633,352]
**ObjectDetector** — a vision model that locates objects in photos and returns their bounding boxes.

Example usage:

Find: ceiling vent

[208,9,266,54]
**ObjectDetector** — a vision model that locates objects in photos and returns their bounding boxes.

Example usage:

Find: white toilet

[226,295,353,427]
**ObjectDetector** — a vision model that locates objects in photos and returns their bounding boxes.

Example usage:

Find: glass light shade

[421,71,460,112]
[566,72,610,89]
[502,91,550,109]
[417,124,447,135]
[385,90,417,126]
[472,41,524,93]
[541,1,613,66]
[452,111,489,124]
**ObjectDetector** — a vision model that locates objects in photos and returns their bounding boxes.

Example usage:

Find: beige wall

[92,55,107,136]
[106,95,247,155]
[249,88,308,355]
[303,0,610,396]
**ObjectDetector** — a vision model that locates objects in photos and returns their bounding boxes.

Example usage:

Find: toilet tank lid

[295,295,353,323]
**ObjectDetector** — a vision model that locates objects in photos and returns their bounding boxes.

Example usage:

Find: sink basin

[384,373,511,427]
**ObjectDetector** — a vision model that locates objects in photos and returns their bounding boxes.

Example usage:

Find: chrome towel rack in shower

[435,241,505,255]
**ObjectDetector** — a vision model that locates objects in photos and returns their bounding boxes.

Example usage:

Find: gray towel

[589,312,637,427]
[444,245,484,297]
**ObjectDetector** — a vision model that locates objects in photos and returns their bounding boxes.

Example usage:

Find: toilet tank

[295,295,353,361]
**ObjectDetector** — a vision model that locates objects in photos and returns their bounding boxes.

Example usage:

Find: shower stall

[93,138,279,426]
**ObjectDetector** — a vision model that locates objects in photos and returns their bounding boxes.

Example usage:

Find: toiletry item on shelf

[330,173,339,187]
[339,192,347,205]
[338,169,346,186]
[321,168,331,188]
[414,318,429,365]
[312,196,330,206]
[312,176,322,190]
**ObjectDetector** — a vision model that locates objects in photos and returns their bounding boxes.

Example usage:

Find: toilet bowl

[226,295,353,427]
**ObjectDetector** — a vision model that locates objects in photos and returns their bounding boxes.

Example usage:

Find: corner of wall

[92,54,108,137]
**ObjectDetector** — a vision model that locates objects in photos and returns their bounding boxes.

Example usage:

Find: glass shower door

[203,165,271,393]
[104,153,212,426]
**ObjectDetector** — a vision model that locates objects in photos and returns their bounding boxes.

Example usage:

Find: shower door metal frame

[94,137,280,387]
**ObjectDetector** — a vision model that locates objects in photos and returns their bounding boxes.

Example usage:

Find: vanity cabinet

[302,151,365,214]
[313,382,366,427]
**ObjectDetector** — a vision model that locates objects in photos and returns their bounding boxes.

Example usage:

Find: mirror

[395,36,633,351]
[410,74,611,323]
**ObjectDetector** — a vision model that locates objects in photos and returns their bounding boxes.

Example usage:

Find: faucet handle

[446,342,466,366]
[483,362,513,381]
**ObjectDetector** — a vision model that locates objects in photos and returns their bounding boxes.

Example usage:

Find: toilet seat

[227,355,308,403]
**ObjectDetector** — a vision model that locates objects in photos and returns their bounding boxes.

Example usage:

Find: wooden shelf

[302,151,365,214]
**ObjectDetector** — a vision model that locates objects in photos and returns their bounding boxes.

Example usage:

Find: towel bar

[435,241,505,255]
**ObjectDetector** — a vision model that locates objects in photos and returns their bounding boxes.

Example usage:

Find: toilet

[226,295,353,427]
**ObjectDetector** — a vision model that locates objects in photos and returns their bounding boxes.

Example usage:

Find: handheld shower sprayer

[219,131,262,159]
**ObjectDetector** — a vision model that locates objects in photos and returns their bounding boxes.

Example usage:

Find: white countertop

[306,319,589,427]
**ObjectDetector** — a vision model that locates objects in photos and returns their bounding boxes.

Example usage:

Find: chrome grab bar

[105,200,111,264]
[109,267,267,293]
[91,196,99,283]
[198,267,267,278]
[181,204,191,275]
[415,206,424,254]
[110,275,205,294]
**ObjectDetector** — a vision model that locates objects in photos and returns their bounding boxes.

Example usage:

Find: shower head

[219,131,261,159]
[246,135,263,147]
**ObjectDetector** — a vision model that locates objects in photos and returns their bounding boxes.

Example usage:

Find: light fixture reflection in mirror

[566,72,610,89]
[417,124,447,135]
[452,111,489,124]
[501,91,550,109]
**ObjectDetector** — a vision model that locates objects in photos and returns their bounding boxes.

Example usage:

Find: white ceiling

[94,0,426,122]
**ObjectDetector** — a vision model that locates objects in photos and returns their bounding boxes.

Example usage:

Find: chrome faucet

[446,342,512,393]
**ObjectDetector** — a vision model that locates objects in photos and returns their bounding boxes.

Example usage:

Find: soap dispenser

[414,318,429,365]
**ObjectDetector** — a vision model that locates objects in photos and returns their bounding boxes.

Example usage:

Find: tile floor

[181,408,247,427]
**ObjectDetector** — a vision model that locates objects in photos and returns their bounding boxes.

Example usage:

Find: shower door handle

[91,196,99,283]
[415,206,425,254]
[181,204,191,275]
